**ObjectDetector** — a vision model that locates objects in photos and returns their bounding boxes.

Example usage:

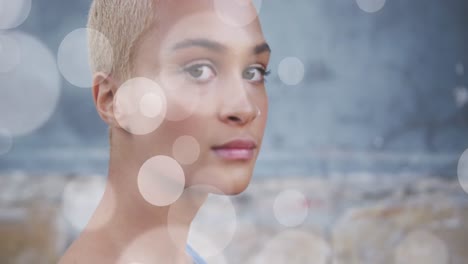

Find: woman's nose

[217,80,258,126]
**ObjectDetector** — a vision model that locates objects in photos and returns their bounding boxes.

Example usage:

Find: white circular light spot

[0,33,21,73]
[114,77,167,135]
[273,189,309,227]
[188,193,237,258]
[356,0,386,13]
[214,0,262,27]
[457,148,468,195]
[186,229,229,264]
[251,230,331,264]
[0,0,31,29]
[453,86,468,108]
[61,177,114,233]
[278,57,305,86]
[139,92,163,118]
[167,184,237,258]
[172,135,200,165]
[138,156,185,206]
[58,28,113,88]
[0,128,13,155]
[394,230,449,264]
[455,63,464,76]
[0,31,61,137]
[207,254,228,264]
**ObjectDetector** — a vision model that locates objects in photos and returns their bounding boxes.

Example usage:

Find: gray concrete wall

[0,0,467,177]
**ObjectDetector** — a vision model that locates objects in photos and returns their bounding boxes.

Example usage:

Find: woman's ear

[92,72,120,128]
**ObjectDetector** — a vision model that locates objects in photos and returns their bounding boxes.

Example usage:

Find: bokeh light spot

[356,0,386,13]
[457,148,468,195]
[188,193,237,258]
[0,0,31,29]
[0,31,61,137]
[139,92,163,118]
[172,135,201,165]
[0,33,21,73]
[58,28,113,88]
[167,184,237,259]
[114,77,167,135]
[278,57,305,86]
[186,229,229,264]
[453,86,468,108]
[214,0,262,27]
[138,155,185,206]
[273,189,309,227]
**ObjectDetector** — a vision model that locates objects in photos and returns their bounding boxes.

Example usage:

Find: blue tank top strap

[186,243,207,264]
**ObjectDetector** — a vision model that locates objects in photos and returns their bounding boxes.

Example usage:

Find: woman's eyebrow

[172,38,227,52]
[171,38,271,55]
[254,42,271,55]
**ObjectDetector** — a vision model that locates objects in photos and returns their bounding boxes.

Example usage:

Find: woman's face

[115,0,270,195]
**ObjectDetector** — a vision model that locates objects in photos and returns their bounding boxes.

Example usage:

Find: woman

[59,0,271,263]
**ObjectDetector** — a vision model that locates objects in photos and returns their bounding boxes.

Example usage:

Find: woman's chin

[187,165,254,196]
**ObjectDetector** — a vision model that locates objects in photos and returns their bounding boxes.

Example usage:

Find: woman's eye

[184,64,216,82]
[243,67,270,82]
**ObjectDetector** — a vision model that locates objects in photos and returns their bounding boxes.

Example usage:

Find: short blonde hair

[88,0,158,144]
[87,0,157,81]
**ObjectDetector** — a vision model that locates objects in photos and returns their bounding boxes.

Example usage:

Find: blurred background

[1,0,468,263]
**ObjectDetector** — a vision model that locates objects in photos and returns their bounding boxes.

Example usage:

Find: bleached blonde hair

[87,0,157,81]
[87,0,158,144]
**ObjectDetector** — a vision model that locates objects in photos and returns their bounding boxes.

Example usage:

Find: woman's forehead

[155,0,265,42]
[158,0,258,21]
[133,0,268,71]
[163,14,265,49]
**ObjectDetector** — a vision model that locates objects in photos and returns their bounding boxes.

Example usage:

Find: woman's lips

[212,148,255,160]
[211,139,257,160]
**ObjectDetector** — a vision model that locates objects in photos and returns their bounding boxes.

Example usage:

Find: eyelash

[253,67,271,79]
[182,62,271,83]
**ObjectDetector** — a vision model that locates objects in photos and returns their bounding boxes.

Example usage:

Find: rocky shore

[0,172,467,263]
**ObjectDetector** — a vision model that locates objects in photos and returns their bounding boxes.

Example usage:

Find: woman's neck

[61,152,208,263]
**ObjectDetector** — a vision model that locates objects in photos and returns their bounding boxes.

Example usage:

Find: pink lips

[212,139,257,160]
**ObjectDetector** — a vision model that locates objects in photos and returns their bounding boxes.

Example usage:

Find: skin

[59,0,270,263]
